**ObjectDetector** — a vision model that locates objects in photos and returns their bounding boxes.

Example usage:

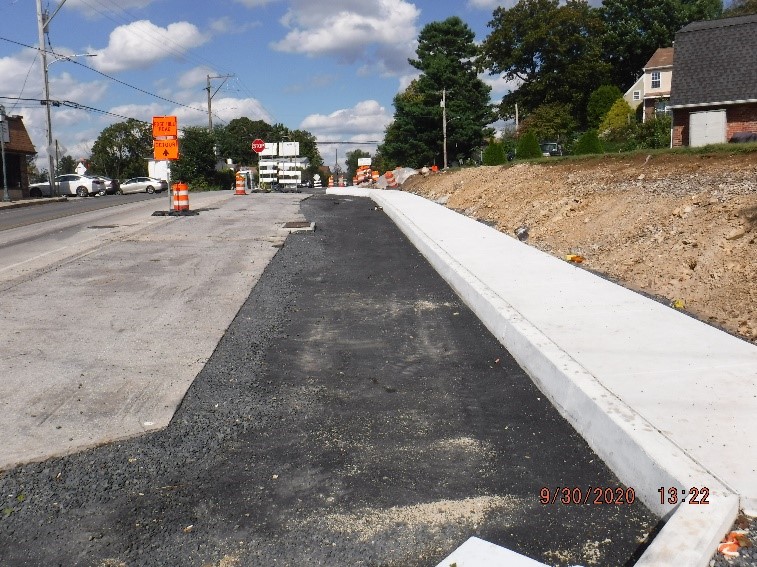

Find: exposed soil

[403,151,757,345]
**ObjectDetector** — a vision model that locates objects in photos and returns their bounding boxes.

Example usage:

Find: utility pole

[206,74,234,131]
[441,88,447,169]
[36,0,57,195]
[1,105,9,202]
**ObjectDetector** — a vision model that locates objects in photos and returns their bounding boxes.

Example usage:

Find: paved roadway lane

[0,194,658,566]
[0,193,165,232]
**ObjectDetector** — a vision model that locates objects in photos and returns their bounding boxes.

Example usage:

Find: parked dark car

[540,142,564,157]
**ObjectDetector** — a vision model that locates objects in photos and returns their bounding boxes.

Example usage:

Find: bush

[631,115,672,150]
[483,142,507,165]
[516,131,542,159]
[587,85,623,129]
[599,98,635,140]
[573,129,604,155]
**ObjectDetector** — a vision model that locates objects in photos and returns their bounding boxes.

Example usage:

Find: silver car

[29,174,106,198]
[121,177,168,194]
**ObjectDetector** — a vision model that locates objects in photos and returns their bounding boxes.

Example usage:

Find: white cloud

[209,17,262,34]
[271,0,420,76]
[300,100,392,157]
[482,73,520,98]
[89,20,210,73]
[466,0,514,8]
[172,97,273,128]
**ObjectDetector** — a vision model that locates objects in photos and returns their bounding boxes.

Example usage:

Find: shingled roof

[3,115,37,155]
[644,47,674,70]
[670,14,757,108]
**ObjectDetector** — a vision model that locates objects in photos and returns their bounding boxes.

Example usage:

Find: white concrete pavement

[329,187,757,567]
[0,191,307,470]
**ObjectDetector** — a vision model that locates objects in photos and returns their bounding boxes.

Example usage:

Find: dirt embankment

[402,151,757,344]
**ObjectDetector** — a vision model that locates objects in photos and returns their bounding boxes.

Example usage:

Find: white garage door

[689,110,726,147]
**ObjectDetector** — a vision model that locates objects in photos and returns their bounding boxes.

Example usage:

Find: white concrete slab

[435,537,551,567]
[329,188,757,565]
[0,192,307,470]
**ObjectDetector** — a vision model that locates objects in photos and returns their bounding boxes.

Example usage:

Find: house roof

[3,115,37,155]
[670,14,757,108]
[644,47,674,70]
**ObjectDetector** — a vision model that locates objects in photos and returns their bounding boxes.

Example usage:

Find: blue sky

[0,0,515,170]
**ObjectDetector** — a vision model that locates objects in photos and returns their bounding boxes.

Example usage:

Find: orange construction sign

[152,116,177,138]
[154,138,179,160]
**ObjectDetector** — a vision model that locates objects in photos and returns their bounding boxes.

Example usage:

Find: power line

[0,35,209,117]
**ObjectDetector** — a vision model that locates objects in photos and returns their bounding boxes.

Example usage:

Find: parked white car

[120,177,168,194]
[29,174,106,198]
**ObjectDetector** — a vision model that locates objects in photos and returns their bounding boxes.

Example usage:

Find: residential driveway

[0,194,658,566]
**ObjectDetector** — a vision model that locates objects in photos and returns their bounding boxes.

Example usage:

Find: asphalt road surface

[0,193,165,232]
[0,194,659,566]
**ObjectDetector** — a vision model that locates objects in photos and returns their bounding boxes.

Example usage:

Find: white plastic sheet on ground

[374,167,418,189]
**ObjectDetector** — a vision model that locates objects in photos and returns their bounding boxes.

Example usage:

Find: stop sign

[251,138,265,153]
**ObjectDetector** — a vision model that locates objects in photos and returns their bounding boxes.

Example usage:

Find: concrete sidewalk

[329,187,757,566]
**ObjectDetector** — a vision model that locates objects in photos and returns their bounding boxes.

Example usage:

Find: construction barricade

[234,174,246,195]
[172,182,189,211]
[384,171,399,189]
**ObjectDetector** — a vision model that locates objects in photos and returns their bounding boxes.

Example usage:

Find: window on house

[655,99,671,116]
[651,71,661,89]
[633,90,641,101]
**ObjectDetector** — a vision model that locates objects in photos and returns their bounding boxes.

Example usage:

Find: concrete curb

[0,197,68,209]
[328,188,739,567]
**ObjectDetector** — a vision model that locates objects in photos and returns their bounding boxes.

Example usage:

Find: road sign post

[251,139,265,190]
[153,116,179,212]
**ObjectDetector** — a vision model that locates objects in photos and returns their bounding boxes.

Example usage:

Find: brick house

[670,14,757,147]
[0,115,37,199]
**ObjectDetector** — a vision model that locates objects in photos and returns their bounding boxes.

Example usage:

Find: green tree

[89,118,152,179]
[723,0,757,15]
[586,86,623,129]
[601,0,722,90]
[516,131,542,159]
[171,127,217,187]
[478,0,609,127]
[215,117,273,166]
[379,17,493,168]
[599,98,635,139]
[57,155,77,175]
[345,149,371,181]
[482,141,507,165]
[519,103,577,142]
[573,129,604,155]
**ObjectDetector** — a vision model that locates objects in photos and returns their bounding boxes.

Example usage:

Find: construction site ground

[402,148,757,346]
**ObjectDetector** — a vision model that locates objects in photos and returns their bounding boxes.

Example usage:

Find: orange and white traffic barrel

[235,174,246,195]
[384,171,399,189]
[173,182,189,211]
[328,176,334,187]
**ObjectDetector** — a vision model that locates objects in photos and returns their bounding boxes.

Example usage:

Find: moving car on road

[28,174,106,198]
[120,177,168,194]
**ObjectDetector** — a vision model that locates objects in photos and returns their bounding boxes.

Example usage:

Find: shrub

[573,129,604,155]
[483,142,507,165]
[516,131,542,159]
[599,98,635,140]
[587,85,623,129]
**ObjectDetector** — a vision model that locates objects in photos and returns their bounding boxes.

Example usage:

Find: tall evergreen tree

[379,17,493,168]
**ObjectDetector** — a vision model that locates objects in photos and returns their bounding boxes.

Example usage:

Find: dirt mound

[402,151,757,344]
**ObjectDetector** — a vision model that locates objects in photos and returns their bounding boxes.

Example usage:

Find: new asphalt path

[0,193,658,566]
